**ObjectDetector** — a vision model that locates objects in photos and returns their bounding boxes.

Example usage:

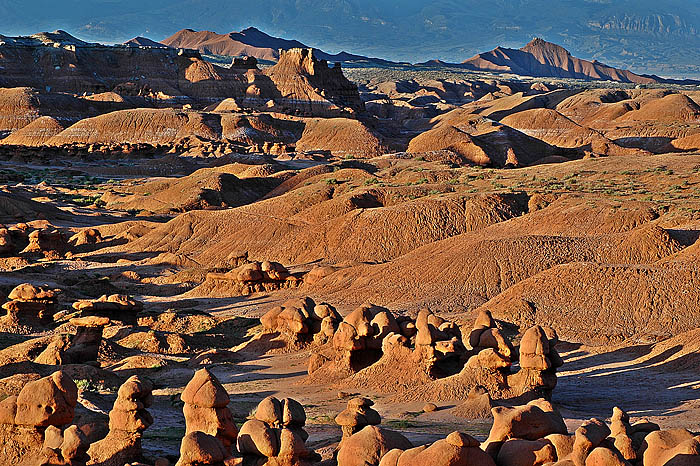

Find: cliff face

[264,48,364,115]
[0,32,362,116]
[0,32,253,100]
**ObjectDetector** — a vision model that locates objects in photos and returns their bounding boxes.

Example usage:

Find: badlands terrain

[0,29,699,466]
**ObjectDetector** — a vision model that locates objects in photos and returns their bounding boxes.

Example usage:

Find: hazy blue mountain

[1,0,699,77]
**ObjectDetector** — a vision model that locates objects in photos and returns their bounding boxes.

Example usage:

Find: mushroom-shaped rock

[72,294,143,324]
[335,397,381,440]
[67,316,110,362]
[2,283,58,329]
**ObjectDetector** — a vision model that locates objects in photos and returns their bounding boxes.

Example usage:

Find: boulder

[484,399,567,455]
[497,439,557,466]
[642,429,700,466]
[379,432,494,466]
[15,371,78,427]
[337,425,412,466]
[175,431,230,466]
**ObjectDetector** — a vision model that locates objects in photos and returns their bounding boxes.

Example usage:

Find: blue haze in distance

[1,0,699,77]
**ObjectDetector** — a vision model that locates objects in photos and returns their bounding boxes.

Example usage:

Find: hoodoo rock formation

[379,431,496,466]
[199,261,303,297]
[86,376,154,466]
[237,396,320,465]
[335,397,381,441]
[180,368,238,451]
[2,14,700,466]
[257,297,342,350]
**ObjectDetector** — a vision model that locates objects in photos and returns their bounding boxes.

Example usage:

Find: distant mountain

[161,27,394,65]
[459,38,657,84]
[1,1,699,77]
[124,36,167,48]
[161,27,303,61]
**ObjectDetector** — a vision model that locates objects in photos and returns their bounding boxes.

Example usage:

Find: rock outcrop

[483,398,567,455]
[1,283,58,331]
[306,303,562,405]
[259,297,342,349]
[72,295,143,324]
[21,228,68,256]
[264,48,364,115]
[507,325,563,399]
[201,261,303,297]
